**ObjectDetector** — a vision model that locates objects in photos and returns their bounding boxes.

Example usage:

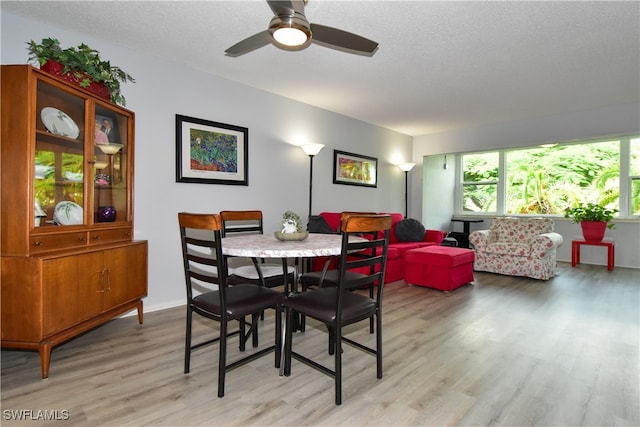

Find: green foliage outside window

[461,137,638,216]
[506,141,619,214]
[462,152,498,212]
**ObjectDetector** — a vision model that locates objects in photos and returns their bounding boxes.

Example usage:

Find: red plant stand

[571,239,615,271]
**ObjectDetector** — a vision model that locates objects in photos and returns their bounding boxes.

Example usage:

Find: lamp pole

[308,154,315,219]
[300,144,325,219]
[398,163,416,218]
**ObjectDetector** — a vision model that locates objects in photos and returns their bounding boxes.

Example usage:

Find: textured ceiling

[4,0,639,136]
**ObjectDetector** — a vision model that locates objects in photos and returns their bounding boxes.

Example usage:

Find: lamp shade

[301,143,325,156]
[398,162,416,172]
[97,143,123,155]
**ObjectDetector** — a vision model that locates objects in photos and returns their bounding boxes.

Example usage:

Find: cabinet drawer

[30,232,88,253]
[89,228,133,245]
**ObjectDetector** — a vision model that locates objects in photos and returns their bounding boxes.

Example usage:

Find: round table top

[222,233,361,258]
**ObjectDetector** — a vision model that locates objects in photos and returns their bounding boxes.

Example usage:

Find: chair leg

[252,313,259,348]
[218,318,228,398]
[275,305,282,368]
[376,312,383,379]
[284,307,294,376]
[184,307,192,374]
[334,324,342,405]
[327,326,335,355]
[239,317,246,352]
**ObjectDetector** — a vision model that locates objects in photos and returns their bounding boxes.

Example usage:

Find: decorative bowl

[274,231,309,241]
[53,201,83,225]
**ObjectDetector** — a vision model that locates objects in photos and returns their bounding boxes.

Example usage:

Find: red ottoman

[404,246,475,292]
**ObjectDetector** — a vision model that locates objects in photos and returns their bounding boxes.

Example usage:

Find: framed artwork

[333,150,378,187]
[175,114,248,185]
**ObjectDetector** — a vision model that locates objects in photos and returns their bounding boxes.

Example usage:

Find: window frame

[454,135,639,219]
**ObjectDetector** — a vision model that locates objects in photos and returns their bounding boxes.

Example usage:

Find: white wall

[412,105,640,268]
[1,11,413,312]
[422,154,455,230]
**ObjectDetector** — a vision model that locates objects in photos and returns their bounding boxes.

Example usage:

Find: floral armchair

[469,217,563,280]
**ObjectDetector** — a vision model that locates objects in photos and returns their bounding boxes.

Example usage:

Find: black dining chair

[284,214,392,405]
[298,211,377,334]
[178,212,283,398]
[220,210,296,291]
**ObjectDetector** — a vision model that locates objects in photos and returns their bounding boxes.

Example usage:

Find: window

[631,138,640,215]
[458,136,638,218]
[461,152,498,212]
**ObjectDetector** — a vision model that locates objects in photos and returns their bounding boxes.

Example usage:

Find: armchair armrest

[469,230,490,249]
[531,232,564,257]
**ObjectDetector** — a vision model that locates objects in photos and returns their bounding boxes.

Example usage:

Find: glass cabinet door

[93,105,130,224]
[34,80,86,228]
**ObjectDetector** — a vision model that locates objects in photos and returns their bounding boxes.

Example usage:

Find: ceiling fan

[225,0,378,57]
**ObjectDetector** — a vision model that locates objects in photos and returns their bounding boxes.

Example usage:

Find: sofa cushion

[319,212,342,232]
[390,242,422,257]
[386,247,400,260]
[395,218,426,242]
[484,242,531,256]
[381,212,405,244]
[490,217,554,243]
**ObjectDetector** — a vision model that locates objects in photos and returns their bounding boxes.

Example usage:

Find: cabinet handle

[34,241,44,246]
[105,268,112,292]
[125,231,132,236]
[79,236,87,241]
[98,270,106,293]
[95,235,101,240]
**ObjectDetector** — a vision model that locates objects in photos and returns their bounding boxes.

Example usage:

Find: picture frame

[333,150,378,187]
[95,113,120,144]
[176,114,248,185]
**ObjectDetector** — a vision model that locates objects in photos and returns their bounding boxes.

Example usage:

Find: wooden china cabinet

[1,65,148,378]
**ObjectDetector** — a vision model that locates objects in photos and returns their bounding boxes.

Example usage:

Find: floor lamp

[300,143,325,219]
[398,163,416,218]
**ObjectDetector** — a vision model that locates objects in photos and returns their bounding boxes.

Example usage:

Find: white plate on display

[64,171,84,182]
[35,164,55,179]
[53,201,83,225]
[41,107,80,139]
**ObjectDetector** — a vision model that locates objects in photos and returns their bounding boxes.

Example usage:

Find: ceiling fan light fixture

[273,27,308,46]
[269,14,311,47]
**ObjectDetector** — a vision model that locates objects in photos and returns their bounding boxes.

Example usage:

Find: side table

[571,239,615,271]
[449,218,484,248]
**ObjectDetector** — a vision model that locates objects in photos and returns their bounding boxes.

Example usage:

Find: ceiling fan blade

[225,30,272,57]
[310,23,378,54]
[267,0,299,17]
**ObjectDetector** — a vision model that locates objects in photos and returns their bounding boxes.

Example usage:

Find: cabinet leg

[136,300,144,324]
[38,343,52,379]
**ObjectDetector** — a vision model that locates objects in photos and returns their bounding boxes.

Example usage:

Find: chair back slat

[337,214,391,297]
[220,210,264,237]
[178,212,228,303]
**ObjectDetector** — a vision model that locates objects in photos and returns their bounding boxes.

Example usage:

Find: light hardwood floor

[2,262,639,426]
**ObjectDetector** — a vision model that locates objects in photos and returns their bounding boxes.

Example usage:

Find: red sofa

[310,212,444,284]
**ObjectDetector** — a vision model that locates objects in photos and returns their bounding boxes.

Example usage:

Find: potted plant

[27,37,135,106]
[275,211,308,241]
[564,202,617,241]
